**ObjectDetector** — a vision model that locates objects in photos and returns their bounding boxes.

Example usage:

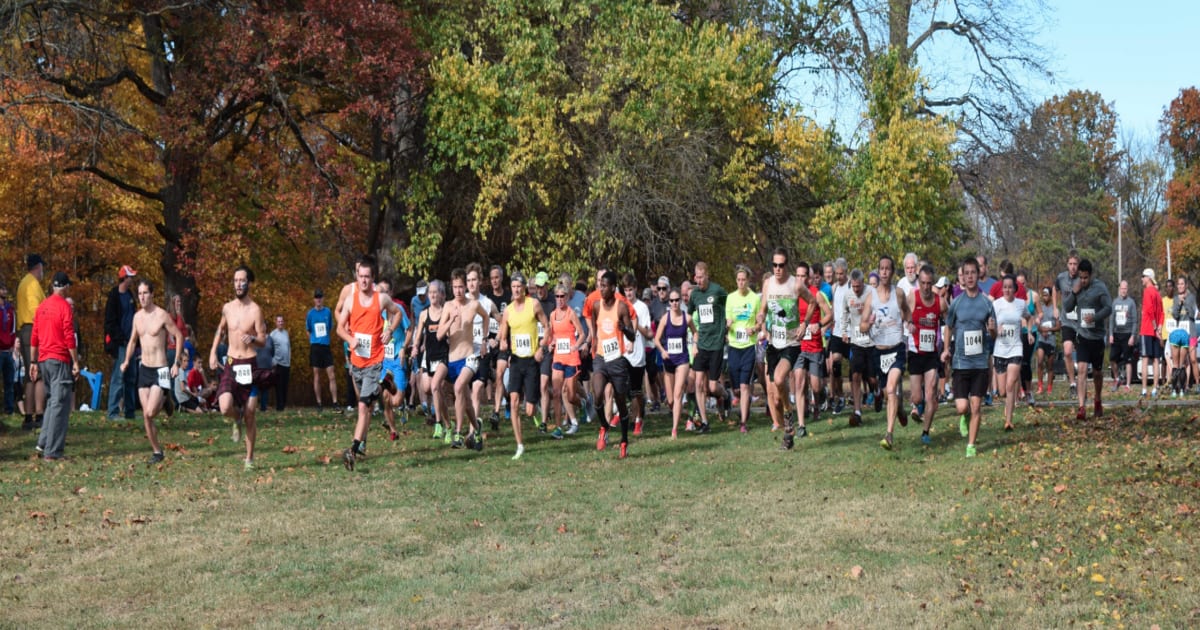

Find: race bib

[735,328,750,344]
[601,338,621,362]
[157,367,171,389]
[698,304,714,324]
[466,355,479,371]
[771,326,789,346]
[473,322,484,343]
[555,338,572,355]
[964,330,984,356]
[1080,308,1095,329]
[918,329,935,353]
[802,325,813,341]
[1166,318,1177,332]
[354,333,372,358]
[537,322,545,339]
[1040,320,1053,330]
[429,360,443,373]
[313,322,327,338]
[489,318,500,335]
[514,333,533,357]
[667,337,684,355]
[1115,309,1127,327]
[1066,309,1078,321]
[1000,324,1017,341]
[385,344,397,361]
[233,364,252,385]
[852,330,871,346]
[880,352,897,373]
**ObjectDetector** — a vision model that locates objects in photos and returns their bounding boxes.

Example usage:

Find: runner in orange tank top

[589,270,637,459]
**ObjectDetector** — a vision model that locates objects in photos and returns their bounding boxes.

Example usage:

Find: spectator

[0,284,15,416]
[104,265,139,420]
[269,315,291,411]
[31,272,79,460]
[254,328,275,411]
[17,254,46,431]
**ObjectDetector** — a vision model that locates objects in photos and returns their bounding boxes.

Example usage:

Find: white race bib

[1000,324,1018,342]
[233,364,252,385]
[601,338,621,362]
[536,322,545,339]
[489,318,500,335]
[466,355,479,372]
[555,338,572,355]
[802,325,813,341]
[385,344,397,361]
[314,322,327,338]
[1040,320,1053,330]
[157,367,171,389]
[1167,318,1177,333]
[698,304,714,324]
[880,352,897,373]
[354,333,372,359]
[918,329,935,353]
[429,360,443,373]
[1115,309,1127,327]
[852,330,871,346]
[1066,309,1078,321]
[1080,308,1095,329]
[964,330,984,356]
[735,328,750,344]
[514,334,533,357]
[473,322,484,343]
[667,337,684,355]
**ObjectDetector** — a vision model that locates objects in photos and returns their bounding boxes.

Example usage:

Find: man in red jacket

[31,272,79,461]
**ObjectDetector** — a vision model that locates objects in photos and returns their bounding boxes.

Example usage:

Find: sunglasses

[555,294,567,298]
[657,287,668,291]
[669,298,680,303]
[772,263,788,268]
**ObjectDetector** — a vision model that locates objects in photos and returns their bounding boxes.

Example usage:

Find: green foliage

[811,50,962,269]
[1162,87,1200,277]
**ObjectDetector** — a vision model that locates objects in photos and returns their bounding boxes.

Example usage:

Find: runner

[440,268,491,450]
[622,274,653,436]
[1063,258,1112,419]
[861,256,910,449]
[533,272,559,436]
[1108,280,1137,393]
[306,288,340,412]
[992,275,1031,431]
[486,264,512,427]
[1052,251,1082,399]
[412,280,451,440]
[647,275,671,410]
[840,269,876,427]
[376,279,412,442]
[336,255,405,470]
[757,248,799,437]
[590,270,637,458]
[547,282,585,436]
[687,261,730,432]
[828,258,850,414]
[1169,276,1196,397]
[908,264,946,445]
[208,265,270,470]
[943,257,996,457]
[1139,269,1164,398]
[1033,286,1060,395]
[724,265,761,433]
[121,280,184,464]
[497,272,551,459]
[654,287,692,439]
[793,262,831,432]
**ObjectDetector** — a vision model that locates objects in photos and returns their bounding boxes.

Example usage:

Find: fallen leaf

[282,445,298,454]
[1091,573,1106,583]
[318,455,331,464]
[850,565,863,579]
[1176,504,1193,516]
[557,523,568,534]
[1054,484,1067,494]
[28,511,47,519]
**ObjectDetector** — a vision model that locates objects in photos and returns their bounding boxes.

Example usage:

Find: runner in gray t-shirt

[1051,251,1081,395]
[1108,281,1137,392]
[942,257,996,458]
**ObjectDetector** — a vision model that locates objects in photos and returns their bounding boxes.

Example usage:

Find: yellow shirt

[16,272,44,328]
[506,299,539,359]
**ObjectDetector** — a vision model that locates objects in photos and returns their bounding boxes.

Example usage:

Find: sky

[1049,0,1200,139]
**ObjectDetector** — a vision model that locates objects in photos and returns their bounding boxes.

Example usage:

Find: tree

[810,50,962,268]
[0,1,423,325]
[1161,87,1200,278]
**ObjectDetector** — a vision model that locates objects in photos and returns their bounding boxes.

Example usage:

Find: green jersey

[688,281,728,351]
[726,289,760,349]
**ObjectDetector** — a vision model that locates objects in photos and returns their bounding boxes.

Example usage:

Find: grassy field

[1,394,1198,628]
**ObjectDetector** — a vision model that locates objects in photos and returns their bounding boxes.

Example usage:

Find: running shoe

[1093,400,1103,418]
[984,392,993,407]
[880,432,893,450]
[849,411,862,427]
[781,433,794,450]
[917,401,925,416]
[565,422,579,435]
[958,414,968,437]
[695,422,710,434]
[443,427,453,445]
[1069,382,1077,398]
[149,452,165,464]
[489,411,501,432]
[1003,423,1014,432]
[533,415,544,431]
[739,423,748,434]
[834,398,845,415]
[686,420,695,432]
[433,423,444,440]
[596,426,608,451]
[550,427,565,440]
[452,433,464,449]
[1075,406,1085,421]
[341,448,355,471]
[619,442,628,459]
[633,420,643,436]
[796,425,807,438]
[390,431,399,442]
[231,421,241,444]
[1036,383,1044,395]
[920,431,931,445]
[245,459,255,471]
[864,392,874,408]
[473,433,484,452]
[512,444,524,460]
[902,408,914,427]
[965,444,976,458]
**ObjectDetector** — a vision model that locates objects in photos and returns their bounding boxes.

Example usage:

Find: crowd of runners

[12,247,1196,469]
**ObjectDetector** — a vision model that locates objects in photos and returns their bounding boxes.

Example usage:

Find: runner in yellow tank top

[498,273,549,460]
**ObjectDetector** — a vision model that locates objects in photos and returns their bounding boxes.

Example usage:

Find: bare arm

[208,310,228,371]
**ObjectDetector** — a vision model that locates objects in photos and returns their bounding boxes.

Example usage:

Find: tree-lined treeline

[0,0,1192,348]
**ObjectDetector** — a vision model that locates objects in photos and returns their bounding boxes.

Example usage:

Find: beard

[235,285,248,299]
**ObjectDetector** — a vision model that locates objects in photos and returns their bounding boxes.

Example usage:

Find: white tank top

[871,285,903,348]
